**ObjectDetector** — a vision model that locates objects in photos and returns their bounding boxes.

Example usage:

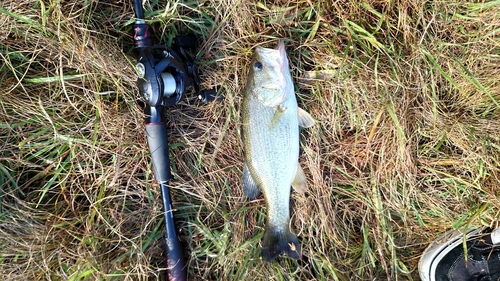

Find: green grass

[1,0,500,280]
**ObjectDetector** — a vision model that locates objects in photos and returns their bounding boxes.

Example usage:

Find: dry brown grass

[1,0,500,280]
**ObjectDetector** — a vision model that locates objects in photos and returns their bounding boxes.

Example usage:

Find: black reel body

[136,35,220,114]
[137,45,190,108]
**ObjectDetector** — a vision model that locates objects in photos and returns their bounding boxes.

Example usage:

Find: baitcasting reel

[135,21,219,113]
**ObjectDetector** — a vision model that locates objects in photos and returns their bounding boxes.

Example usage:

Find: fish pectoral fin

[297,107,315,128]
[243,164,261,200]
[277,104,288,112]
[269,108,285,129]
[291,164,307,193]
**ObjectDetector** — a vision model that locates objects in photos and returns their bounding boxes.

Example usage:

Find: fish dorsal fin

[291,164,307,193]
[297,108,315,128]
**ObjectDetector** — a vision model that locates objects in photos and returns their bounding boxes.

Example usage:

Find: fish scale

[241,40,314,262]
[243,95,299,228]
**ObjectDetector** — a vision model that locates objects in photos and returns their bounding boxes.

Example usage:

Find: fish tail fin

[261,223,301,262]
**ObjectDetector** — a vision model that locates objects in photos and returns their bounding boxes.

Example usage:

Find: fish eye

[254,62,263,71]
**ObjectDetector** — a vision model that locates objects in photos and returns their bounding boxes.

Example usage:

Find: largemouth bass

[241,40,315,262]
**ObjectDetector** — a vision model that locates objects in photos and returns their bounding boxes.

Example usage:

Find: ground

[1,0,500,280]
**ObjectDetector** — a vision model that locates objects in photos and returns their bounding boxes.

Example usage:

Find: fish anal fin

[291,164,307,193]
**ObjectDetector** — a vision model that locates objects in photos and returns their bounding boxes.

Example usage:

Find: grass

[1,0,500,280]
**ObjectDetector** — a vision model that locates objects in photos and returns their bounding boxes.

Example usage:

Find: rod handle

[145,122,187,281]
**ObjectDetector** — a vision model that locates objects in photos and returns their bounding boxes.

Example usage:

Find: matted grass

[1,0,500,280]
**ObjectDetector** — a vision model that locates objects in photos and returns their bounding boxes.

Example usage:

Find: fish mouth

[255,45,279,55]
[255,43,282,64]
[275,40,285,52]
[255,40,285,53]
[255,40,288,73]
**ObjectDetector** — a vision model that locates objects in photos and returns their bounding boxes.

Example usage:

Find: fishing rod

[132,1,219,280]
